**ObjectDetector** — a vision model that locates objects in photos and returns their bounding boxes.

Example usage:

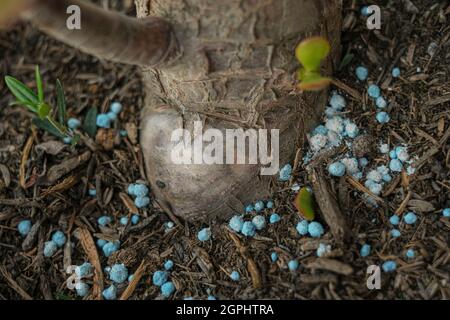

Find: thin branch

[20,0,179,67]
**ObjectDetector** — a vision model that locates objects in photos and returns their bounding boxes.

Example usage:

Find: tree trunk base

[137,0,341,221]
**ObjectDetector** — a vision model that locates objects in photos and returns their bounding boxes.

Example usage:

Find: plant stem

[46,115,68,136]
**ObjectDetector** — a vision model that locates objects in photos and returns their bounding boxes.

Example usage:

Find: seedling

[293,187,315,221]
[4,66,80,144]
[295,37,331,91]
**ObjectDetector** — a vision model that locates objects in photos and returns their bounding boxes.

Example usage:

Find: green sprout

[4,66,79,144]
[295,37,331,91]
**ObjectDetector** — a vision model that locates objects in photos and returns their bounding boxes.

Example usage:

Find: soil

[0,0,449,300]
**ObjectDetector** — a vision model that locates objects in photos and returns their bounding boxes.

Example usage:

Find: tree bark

[137,0,342,221]
[21,0,179,67]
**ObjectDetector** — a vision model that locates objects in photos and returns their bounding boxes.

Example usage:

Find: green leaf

[56,79,66,125]
[37,103,51,119]
[297,70,331,91]
[9,100,39,113]
[35,65,44,103]
[4,76,39,107]
[32,118,66,138]
[338,52,354,71]
[295,37,330,72]
[293,187,315,221]
[83,107,98,138]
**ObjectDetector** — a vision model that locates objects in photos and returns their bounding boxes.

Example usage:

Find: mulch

[0,0,448,300]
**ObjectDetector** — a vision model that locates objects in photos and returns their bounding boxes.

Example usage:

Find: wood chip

[304,258,353,276]
[0,265,33,300]
[19,135,33,189]
[44,151,91,184]
[310,167,351,242]
[120,259,147,300]
[78,227,104,300]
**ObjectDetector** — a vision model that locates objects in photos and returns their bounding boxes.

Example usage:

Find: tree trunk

[136,0,342,221]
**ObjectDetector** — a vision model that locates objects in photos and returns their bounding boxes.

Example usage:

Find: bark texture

[137,0,342,221]
[21,0,179,67]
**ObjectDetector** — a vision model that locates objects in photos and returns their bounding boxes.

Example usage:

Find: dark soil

[0,0,449,300]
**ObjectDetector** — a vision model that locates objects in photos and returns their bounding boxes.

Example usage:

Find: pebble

[51,231,66,247]
[18,220,32,236]
[254,200,265,212]
[229,215,244,232]
[96,114,111,128]
[110,102,123,114]
[308,221,324,238]
[443,208,450,218]
[329,94,346,110]
[375,96,387,109]
[119,216,129,226]
[269,213,281,224]
[102,241,120,257]
[288,260,299,271]
[241,221,256,237]
[328,161,346,177]
[368,84,381,98]
[389,215,400,225]
[296,220,309,236]
[67,118,81,130]
[161,282,175,297]
[75,282,90,297]
[382,260,397,272]
[98,215,112,226]
[376,111,390,124]
[44,241,58,257]
[197,228,211,241]
[271,252,278,262]
[230,271,240,281]
[152,270,169,286]
[75,262,93,278]
[389,159,403,172]
[109,264,128,284]
[133,184,149,197]
[279,164,292,181]
[164,260,174,271]
[131,215,140,225]
[391,67,401,78]
[355,66,368,81]
[360,244,371,257]
[134,196,150,208]
[316,243,331,257]
[102,285,117,300]
[391,229,401,238]
[251,215,266,231]
[406,249,415,259]
[403,212,417,224]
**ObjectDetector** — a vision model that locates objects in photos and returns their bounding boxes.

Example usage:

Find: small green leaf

[32,118,66,138]
[83,107,98,138]
[295,37,330,72]
[35,65,44,103]
[293,187,315,221]
[9,100,39,113]
[56,79,66,126]
[4,76,39,107]
[338,52,354,71]
[37,103,51,119]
